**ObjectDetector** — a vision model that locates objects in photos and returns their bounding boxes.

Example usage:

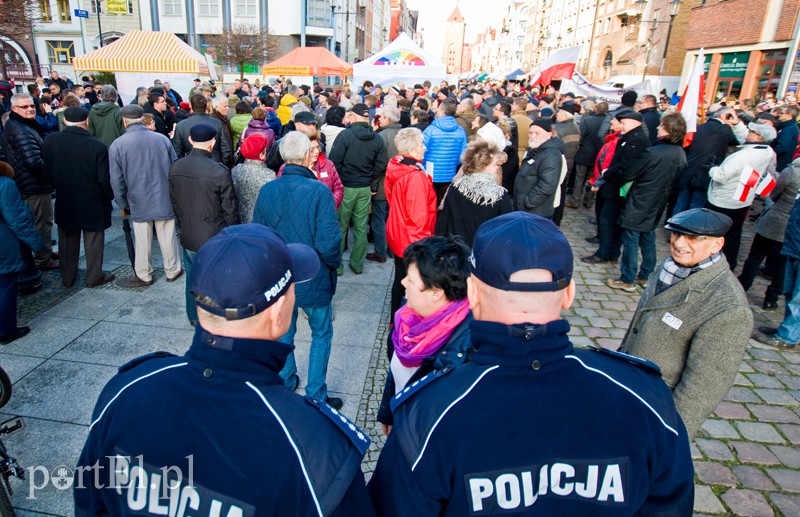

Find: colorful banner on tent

[564,72,653,109]
[106,0,129,14]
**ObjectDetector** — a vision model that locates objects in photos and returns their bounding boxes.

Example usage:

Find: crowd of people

[1,70,799,514]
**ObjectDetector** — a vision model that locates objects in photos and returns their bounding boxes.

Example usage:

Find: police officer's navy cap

[470,212,573,292]
[665,208,732,237]
[190,224,320,320]
[189,123,217,143]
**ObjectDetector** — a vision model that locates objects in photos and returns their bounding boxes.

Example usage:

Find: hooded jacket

[276,93,298,126]
[514,136,566,218]
[422,116,468,183]
[239,118,276,153]
[328,122,388,189]
[385,155,437,257]
[87,101,124,147]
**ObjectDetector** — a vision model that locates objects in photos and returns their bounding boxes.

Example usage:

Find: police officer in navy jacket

[368,212,694,516]
[75,224,374,517]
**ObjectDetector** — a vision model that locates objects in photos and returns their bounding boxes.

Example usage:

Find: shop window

[46,40,75,64]
[757,49,788,99]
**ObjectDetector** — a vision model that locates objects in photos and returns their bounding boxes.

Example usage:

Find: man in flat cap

[75,224,374,516]
[43,107,115,288]
[169,123,240,326]
[514,117,566,220]
[369,211,694,515]
[621,208,753,439]
[110,104,182,287]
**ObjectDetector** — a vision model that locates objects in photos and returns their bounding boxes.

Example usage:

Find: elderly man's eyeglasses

[14,104,35,110]
[670,231,711,242]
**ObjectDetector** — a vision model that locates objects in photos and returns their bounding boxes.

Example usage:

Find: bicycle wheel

[0,368,11,409]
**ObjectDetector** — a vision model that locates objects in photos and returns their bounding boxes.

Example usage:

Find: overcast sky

[405,0,509,62]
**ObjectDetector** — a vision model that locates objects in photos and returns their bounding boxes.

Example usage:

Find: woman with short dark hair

[377,235,472,435]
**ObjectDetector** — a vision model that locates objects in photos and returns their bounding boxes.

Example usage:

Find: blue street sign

[74,9,89,18]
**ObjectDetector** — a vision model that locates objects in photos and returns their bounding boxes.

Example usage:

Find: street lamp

[633,0,681,79]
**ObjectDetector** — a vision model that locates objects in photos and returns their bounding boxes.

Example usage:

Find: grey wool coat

[620,258,753,439]
[753,159,800,243]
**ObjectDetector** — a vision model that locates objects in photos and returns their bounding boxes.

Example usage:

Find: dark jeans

[0,273,17,336]
[597,198,623,261]
[706,203,749,270]
[371,199,388,258]
[620,229,656,284]
[673,187,708,216]
[739,233,785,304]
[388,255,408,360]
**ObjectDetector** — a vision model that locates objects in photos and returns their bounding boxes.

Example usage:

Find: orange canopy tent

[262,47,352,77]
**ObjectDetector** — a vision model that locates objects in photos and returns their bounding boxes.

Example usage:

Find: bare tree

[0,0,39,78]
[205,23,281,79]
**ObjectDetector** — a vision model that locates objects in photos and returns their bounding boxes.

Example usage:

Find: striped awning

[73,30,210,75]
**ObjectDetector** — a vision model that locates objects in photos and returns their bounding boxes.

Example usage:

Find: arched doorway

[602,49,613,80]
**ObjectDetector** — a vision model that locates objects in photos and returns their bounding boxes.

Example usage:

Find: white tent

[353,33,445,88]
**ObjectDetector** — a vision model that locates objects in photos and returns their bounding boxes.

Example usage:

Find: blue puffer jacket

[0,176,44,274]
[266,109,282,136]
[422,116,468,183]
[253,164,342,307]
[781,196,800,261]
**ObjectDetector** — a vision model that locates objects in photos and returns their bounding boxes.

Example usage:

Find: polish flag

[678,49,706,147]
[732,165,762,203]
[755,172,776,197]
[530,46,582,87]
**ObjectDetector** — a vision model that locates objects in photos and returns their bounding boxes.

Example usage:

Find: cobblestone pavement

[6,200,800,515]
[355,202,800,516]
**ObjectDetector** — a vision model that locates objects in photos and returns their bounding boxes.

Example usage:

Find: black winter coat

[43,127,113,232]
[328,123,388,188]
[599,126,650,201]
[640,107,661,146]
[1,112,50,195]
[172,113,233,167]
[619,140,687,232]
[514,137,565,218]
[677,119,738,191]
[168,148,239,251]
[574,113,605,166]
[143,104,174,138]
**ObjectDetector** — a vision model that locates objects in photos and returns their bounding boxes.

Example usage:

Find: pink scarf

[392,299,470,367]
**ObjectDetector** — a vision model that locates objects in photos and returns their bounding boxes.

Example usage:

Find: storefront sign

[718,52,750,78]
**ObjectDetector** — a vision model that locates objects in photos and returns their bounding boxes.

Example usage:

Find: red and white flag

[732,165,764,203]
[530,46,582,87]
[755,172,776,197]
[678,49,705,147]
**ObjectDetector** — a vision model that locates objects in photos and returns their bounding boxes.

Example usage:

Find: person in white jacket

[707,121,777,269]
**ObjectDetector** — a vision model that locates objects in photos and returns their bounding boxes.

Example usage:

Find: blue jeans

[279,304,333,401]
[371,199,388,258]
[620,229,656,284]
[673,188,707,216]
[778,257,800,344]
[182,248,197,324]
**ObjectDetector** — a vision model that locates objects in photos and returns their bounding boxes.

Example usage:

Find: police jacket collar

[468,319,572,368]
[186,327,292,385]
[188,147,213,159]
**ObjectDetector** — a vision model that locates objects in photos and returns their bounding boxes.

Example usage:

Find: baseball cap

[190,225,320,320]
[748,121,777,142]
[664,208,732,237]
[470,212,573,292]
[351,103,370,117]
